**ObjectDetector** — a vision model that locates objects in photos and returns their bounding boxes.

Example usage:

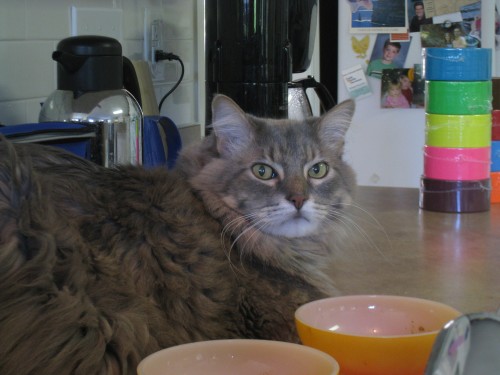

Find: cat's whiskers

[236,214,275,255]
[221,215,250,274]
[221,211,271,274]
[235,213,276,251]
[222,207,293,272]
[324,202,392,259]
[334,201,391,242]
[326,210,384,258]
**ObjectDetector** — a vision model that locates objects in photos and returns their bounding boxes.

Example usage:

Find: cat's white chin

[265,218,318,238]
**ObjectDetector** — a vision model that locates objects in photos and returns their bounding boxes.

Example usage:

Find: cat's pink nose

[289,194,307,210]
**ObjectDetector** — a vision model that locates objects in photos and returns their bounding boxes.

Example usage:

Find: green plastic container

[425,80,492,115]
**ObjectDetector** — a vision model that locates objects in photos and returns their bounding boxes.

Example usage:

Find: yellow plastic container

[425,113,492,148]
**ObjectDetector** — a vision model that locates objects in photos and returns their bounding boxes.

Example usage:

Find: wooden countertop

[326,186,500,315]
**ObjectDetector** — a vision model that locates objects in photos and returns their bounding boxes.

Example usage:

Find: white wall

[0,0,200,134]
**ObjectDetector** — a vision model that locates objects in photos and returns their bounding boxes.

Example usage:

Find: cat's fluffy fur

[0,95,356,375]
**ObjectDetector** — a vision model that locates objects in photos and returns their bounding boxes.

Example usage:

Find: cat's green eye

[308,162,329,179]
[252,164,278,180]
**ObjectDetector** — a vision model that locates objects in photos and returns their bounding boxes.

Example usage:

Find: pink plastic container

[423,146,491,180]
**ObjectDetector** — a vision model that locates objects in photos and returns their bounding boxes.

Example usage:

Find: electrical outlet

[71,7,123,41]
[150,20,164,70]
[143,9,167,81]
[143,8,153,61]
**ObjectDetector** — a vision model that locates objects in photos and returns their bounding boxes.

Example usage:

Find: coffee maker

[205,0,334,127]
[39,35,143,167]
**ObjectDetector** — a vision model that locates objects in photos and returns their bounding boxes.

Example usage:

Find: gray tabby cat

[0,95,356,375]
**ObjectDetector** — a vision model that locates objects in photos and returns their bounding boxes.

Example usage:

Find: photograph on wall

[420,1,481,48]
[366,33,411,79]
[349,0,408,34]
[408,0,433,33]
[380,67,424,109]
[420,1,481,47]
[420,22,473,47]
[458,1,482,43]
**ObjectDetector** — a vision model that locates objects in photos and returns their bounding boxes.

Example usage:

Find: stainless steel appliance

[39,35,143,167]
[288,76,336,120]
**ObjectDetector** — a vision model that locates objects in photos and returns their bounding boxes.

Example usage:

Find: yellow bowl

[137,339,340,375]
[295,295,461,375]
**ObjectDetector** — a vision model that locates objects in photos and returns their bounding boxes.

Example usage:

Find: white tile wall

[0,0,201,135]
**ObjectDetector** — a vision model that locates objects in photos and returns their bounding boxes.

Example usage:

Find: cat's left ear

[317,99,355,146]
[211,94,254,157]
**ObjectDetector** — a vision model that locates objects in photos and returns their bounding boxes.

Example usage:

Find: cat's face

[193,95,356,238]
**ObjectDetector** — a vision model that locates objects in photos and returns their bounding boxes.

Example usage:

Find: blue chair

[142,115,182,169]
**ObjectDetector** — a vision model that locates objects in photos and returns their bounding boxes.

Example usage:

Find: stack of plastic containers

[492,110,500,203]
[420,48,492,213]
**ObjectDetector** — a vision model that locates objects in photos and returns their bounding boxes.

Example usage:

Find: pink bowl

[423,146,490,180]
[137,339,340,375]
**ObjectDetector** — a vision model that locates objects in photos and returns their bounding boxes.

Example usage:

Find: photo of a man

[409,1,432,32]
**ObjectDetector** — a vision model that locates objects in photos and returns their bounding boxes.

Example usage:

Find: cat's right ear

[211,95,254,157]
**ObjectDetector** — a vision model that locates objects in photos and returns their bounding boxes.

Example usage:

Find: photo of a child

[380,68,424,109]
[366,34,411,79]
[382,79,409,108]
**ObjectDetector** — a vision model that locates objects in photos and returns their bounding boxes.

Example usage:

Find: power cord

[154,50,185,113]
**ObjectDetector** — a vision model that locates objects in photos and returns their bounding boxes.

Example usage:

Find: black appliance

[205,0,291,123]
[205,0,332,129]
